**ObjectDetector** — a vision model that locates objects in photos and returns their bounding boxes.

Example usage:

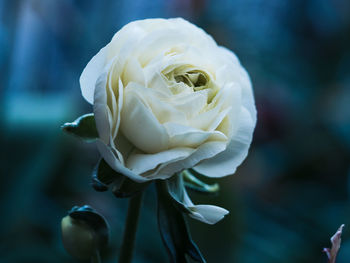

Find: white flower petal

[190,84,236,131]
[182,186,229,224]
[121,86,170,153]
[184,190,229,224]
[144,68,173,96]
[188,205,229,225]
[93,71,111,144]
[240,68,257,125]
[151,140,227,179]
[122,57,145,87]
[126,82,188,125]
[108,22,146,58]
[167,91,208,119]
[167,175,229,224]
[126,147,194,174]
[164,122,227,148]
[215,52,256,127]
[136,29,189,66]
[193,106,255,177]
[80,22,146,105]
[80,46,108,104]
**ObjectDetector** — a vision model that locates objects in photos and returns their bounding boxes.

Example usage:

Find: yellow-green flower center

[162,65,218,103]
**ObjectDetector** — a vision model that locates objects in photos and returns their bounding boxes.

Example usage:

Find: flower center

[161,65,219,103]
[174,70,208,89]
[163,65,211,92]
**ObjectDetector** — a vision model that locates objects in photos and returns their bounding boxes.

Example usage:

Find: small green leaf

[156,180,206,263]
[91,158,150,197]
[112,177,150,198]
[92,159,124,192]
[61,113,98,142]
[181,169,219,194]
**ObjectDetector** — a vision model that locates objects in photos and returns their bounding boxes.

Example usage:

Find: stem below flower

[118,192,144,263]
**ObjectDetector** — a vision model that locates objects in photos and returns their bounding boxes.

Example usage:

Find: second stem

[118,192,143,263]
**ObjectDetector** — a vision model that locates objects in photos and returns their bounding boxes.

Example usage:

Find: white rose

[80,18,256,185]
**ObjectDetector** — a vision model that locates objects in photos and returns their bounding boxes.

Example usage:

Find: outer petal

[187,205,229,224]
[93,70,111,144]
[193,107,255,177]
[80,46,108,104]
[126,147,194,174]
[148,140,227,180]
[80,21,147,104]
[215,47,257,125]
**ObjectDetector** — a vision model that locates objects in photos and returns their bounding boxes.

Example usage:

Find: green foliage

[182,169,219,194]
[92,158,150,198]
[61,113,98,142]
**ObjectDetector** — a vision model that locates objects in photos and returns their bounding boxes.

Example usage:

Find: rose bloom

[80,18,256,186]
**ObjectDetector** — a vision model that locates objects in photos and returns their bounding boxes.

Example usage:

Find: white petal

[187,205,229,224]
[105,64,119,143]
[136,29,189,66]
[167,175,229,224]
[122,57,145,87]
[144,69,173,96]
[219,83,243,139]
[215,51,256,127]
[121,86,170,153]
[126,147,194,174]
[217,46,240,67]
[190,84,236,131]
[150,140,227,179]
[164,122,227,148]
[167,91,208,119]
[80,21,148,105]
[125,82,188,125]
[93,71,111,144]
[113,132,133,166]
[108,22,146,60]
[167,18,217,49]
[80,46,108,104]
[240,67,257,125]
[183,185,229,224]
[109,78,125,163]
[193,106,255,177]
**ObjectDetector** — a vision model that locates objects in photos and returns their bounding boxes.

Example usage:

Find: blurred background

[1,0,350,262]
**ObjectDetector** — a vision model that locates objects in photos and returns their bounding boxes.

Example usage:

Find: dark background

[1,0,350,262]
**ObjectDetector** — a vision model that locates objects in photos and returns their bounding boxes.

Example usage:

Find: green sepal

[92,158,124,192]
[111,177,150,198]
[156,180,206,263]
[61,113,98,142]
[92,158,149,198]
[181,169,219,194]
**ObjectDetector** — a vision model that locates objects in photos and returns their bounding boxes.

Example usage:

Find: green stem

[118,192,144,263]
[91,250,101,263]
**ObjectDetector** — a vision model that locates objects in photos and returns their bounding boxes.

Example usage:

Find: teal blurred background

[1,0,350,262]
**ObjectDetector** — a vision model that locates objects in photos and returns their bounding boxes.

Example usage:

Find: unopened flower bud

[61,205,109,260]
